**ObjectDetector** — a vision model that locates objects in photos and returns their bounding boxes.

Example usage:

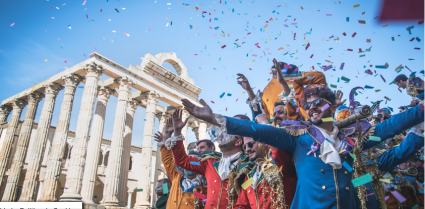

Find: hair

[274,102,286,108]
[303,85,336,105]
[195,139,215,150]
[394,74,408,82]
[233,114,251,121]
[188,149,200,156]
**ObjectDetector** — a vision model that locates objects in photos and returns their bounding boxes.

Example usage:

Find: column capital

[146,92,160,104]
[127,99,140,115]
[155,112,170,120]
[84,62,103,77]
[44,83,64,96]
[28,91,44,104]
[114,77,133,93]
[0,105,13,117]
[12,99,27,110]
[192,127,200,140]
[62,74,83,89]
[97,86,114,102]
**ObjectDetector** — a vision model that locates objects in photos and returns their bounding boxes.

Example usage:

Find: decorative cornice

[0,105,13,118]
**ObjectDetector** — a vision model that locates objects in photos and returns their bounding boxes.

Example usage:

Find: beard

[308,107,333,125]
[218,138,238,152]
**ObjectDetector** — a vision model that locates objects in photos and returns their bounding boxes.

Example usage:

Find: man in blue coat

[180,85,424,209]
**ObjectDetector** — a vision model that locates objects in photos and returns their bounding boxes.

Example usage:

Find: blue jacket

[222,105,424,209]
[363,132,424,209]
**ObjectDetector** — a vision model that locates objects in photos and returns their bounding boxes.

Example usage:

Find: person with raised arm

[180,85,424,209]
[154,118,206,209]
[261,58,327,121]
[165,109,250,209]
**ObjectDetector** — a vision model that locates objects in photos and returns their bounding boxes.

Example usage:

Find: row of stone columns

[0,60,207,207]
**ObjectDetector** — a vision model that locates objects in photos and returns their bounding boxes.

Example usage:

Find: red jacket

[171,140,249,209]
[234,148,297,209]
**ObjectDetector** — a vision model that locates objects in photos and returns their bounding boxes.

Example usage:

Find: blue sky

[0,0,423,147]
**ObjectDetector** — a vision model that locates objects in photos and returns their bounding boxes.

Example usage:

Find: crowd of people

[152,59,424,209]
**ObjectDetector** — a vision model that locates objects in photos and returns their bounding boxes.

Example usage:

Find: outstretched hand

[154,132,164,143]
[164,118,174,134]
[273,58,285,85]
[236,74,251,91]
[172,109,189,135]
[335,90,347,107]
[181,99,219,126]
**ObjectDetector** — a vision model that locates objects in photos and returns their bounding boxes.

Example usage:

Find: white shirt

[315,125,347,169]
[218,151,242,180]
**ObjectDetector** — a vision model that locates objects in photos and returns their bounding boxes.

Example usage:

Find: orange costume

[160,145,206,209]
[262,71,327,121]
[234,148,297,209]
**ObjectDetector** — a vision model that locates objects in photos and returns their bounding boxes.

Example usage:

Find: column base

[38,197,56,202]
[59,193,83,202]
[133,203,151,209]
[82,199,96,205]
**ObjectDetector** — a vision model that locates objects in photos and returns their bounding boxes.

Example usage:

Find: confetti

[242,178,254,189]
[190,161,200,165]
[352,32,357,38]
[322,117,334,122]
[368,136,381,141]
[352,174,373,187]
[358,20,366,24]
[10,23,15,27]
[390,191,406,203]
[343,161,353,172]
[194,192,206,199]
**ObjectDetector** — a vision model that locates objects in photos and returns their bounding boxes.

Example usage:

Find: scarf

[218,151,242,180]
[252,165,262,189]
[181,176,201,191]
[315,125,344,169]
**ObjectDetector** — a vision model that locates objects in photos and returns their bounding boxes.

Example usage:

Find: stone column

[0,105,12,138]
[18,83,63,202]
[128,190,133,209]
[198,120,207,140]
[118,100,138,206]
[192,127,199,140]
[0,99,27,189]
[37,74,83,202]
[60,62,103,202]
[80,87,112,204]
[151,113,168,204]
[134,92,160,209]
[1,92,44,202]
[181,109,190,150]
[102,77,133,207]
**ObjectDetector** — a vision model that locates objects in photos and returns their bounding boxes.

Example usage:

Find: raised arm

[168,109,207,176]
[155,131,178,182]
[377,132,424,171]
[273,58,291,96]
[181,98,296,152]
[363,103,424,149]
[224,116,296,152]
[237,73,262,120]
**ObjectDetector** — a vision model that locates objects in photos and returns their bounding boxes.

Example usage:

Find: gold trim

[333,169,340,209]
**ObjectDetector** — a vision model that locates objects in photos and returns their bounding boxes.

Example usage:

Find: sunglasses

[243,141,257,151]
[303,98,332,110]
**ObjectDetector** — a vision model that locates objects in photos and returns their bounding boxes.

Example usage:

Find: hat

[270,62,299,75]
